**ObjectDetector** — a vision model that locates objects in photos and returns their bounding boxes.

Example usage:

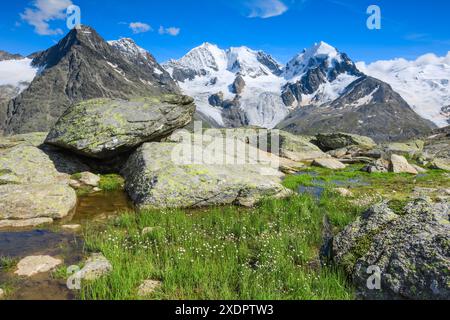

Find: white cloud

[20,0,73,36]
[246,0,288,19]
[129,22,152,34]
[158,26,180,36]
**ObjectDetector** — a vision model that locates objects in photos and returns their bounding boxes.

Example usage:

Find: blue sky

[1,0,449,63]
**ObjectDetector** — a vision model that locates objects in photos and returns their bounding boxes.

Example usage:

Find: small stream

[0,190,133,300]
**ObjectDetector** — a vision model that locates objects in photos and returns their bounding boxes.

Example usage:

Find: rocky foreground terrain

[0,94,448,299]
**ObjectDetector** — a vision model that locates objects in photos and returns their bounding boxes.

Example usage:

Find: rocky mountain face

[0,50,23,62]
[164,41,435,141]
[357,52,450,127]
[1,25,179,134]
[277,76,436,142]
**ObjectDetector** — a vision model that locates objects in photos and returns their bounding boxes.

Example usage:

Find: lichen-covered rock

[78,172,100,187]
[45,95,196,159]
[361,159,389,173]
[430,158,450,171]
[315,133,377,151]
[0,145,69,185]
[312,158,346,170]
[389,154,418,174]
[383,140,424,157]
[0,184,77,220]
[274,131,326,161]
[0,132,47,150]
[333,199,450,300]
[121,139,291,209]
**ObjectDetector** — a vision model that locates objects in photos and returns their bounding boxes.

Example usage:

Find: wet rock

[138,280,162,297]
[333,199,450,300]
[62,224,82,231]
[315,133,377,151]
[389,154,418,174]
[79,172,100,187]
[121,139,291,210]
[15,255,62,277]
[45,95,196,159]
[312,158,346,170]
[74,253,112,281]
[0,218,53,229]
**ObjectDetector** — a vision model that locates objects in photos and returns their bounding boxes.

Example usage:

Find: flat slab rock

[15,255,62,277]
[45,95,195,159]
[121,139,291,210]
[312,158,346,170]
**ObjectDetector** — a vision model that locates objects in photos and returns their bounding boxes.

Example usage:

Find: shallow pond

[0,189,133,300]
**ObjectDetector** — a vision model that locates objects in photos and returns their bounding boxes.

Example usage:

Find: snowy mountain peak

[226,46,281,77]
[108,38,148,61]
[283,41,345,80]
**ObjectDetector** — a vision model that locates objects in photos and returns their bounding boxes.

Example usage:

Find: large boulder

[121,138,291,209]
[383,140,424,157]
[45,95,196,159]
[273,131,326,162]
[332,199,450,300]
[315,133,377,151]
[0,144,78,227]
[389,154,418,174]
[0,184,77,221]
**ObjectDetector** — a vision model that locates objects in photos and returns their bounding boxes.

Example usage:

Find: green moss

[71,173,82,180]
[99,174,125,192]
[76,186,92,196]
[388,199,409,215]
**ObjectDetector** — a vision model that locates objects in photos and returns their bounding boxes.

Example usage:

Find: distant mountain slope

[1,26,179,134]
[277,76,436,142]
[164,41,435,141]
[357,52,450,127]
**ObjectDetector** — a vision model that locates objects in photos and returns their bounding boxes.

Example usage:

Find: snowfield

[357,52,450,127]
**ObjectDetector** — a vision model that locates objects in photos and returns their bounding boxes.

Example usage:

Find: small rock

[361,159,389,173]
[92,187,102,192]
[312,158,346,170]
[138,280,162,297]
[15,255,62,277]
[69,179,82,189]
[0,288,4,299]
[62,224,82,231]
[79,172,100,187]
[389,154,418,174]
[411,164,427,173]
[74,253,112,281]
[142,227,155,236]
[335,188,353,197]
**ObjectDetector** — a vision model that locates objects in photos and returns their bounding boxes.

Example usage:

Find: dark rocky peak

[31,25,111,69]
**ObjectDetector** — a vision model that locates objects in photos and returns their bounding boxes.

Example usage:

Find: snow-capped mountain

[163,41,366,128]
[164,43,286,128]
[357,52,450,126]
[1,26,180,134]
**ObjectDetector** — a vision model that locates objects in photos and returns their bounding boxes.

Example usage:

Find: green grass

[80,194,357,300]
[99,174,125,192]
[0,256,18,272]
